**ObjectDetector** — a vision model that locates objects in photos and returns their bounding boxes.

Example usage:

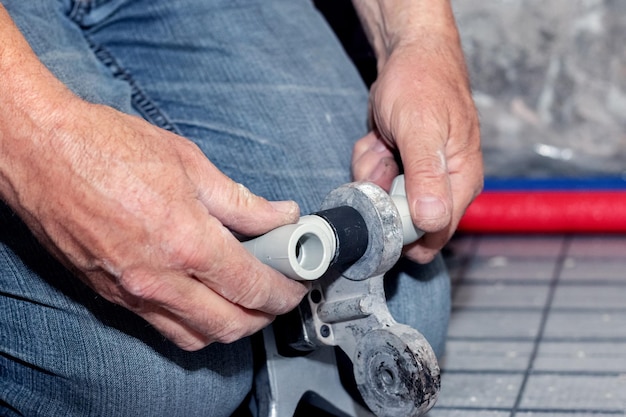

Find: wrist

[352,0,461,65]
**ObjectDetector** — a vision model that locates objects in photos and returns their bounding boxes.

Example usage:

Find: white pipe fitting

[242,215,336,281]
[390,175,425,245]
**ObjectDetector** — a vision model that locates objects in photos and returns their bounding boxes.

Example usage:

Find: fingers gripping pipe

[243,175,422,281]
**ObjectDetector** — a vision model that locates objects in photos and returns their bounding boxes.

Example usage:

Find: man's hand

[5,100,307,352]
[351,0,483,263]
[0,6,307,351]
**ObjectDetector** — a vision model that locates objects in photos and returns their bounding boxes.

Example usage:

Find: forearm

[0,5,77,212]
[351,0,460,66]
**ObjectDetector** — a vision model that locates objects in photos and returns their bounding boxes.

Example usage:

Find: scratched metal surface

[426,234,626,416]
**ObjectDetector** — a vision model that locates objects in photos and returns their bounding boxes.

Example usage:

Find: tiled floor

[427,234,626,417]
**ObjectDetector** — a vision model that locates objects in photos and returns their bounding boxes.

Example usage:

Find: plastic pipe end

[242,215,336,281]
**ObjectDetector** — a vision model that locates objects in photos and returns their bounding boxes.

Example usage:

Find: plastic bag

[453,0,626,178]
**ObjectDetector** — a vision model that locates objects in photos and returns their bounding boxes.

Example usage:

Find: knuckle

[230,274,270,310]
[228,273,304,315]
[407,154,448,178]
[177,336,212,352]
[213,319,251,344]
[118,269,164,301]
[215,332,242,345]
[230,182,257,212]
[161,222,210,266]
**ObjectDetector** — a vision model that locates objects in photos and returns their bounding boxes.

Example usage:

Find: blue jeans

[0,0,451,415]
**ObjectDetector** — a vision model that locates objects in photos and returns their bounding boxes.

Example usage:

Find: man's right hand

[4,98,308,352]
[0,6,307,351]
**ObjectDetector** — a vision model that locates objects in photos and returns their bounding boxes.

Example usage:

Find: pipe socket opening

[295,232,325,272]
[242,214,336,281]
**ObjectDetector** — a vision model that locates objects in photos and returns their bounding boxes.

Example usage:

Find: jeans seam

[66,0,89,24]
[66,0,121,26]
[65,1,179,133]
[85,37,180,134]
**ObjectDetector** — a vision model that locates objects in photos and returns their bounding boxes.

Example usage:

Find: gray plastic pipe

[242,215,336,281]
[243,175,423,281]
[389,175,425,245]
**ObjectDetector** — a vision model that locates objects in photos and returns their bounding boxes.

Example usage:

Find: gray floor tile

[560,257,626,282]
[464,257,557,282]
[552,285,626,310]
[520,374,626,412]
[442,341,533,371]
[475,235,565,258]
[426,410,509,417]
[516,413,625,417]
[437,233,626,417]
[534,342,626,373]
[567,236,626,258]
[435,373,523,408]
[448,310,542,339]
[453,284,550,309]
[543,311,626,340]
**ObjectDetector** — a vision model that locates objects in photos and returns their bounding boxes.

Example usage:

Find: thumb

[402,142,452,234]
[194,164,300,236]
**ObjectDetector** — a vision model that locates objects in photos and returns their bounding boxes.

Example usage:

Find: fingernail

[270,200,299,217]
[413,196,447,221]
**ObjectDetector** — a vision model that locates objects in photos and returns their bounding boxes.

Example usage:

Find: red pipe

[458,191,626,233]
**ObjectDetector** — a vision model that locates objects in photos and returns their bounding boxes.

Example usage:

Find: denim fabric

[0,0,450,415]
